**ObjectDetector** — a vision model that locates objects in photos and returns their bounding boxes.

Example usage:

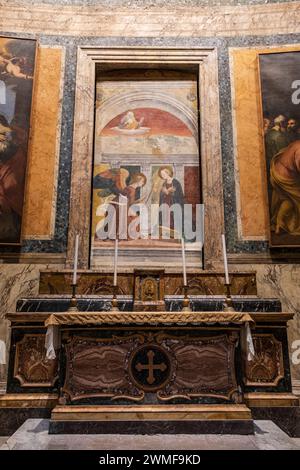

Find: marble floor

[0,419,300,450]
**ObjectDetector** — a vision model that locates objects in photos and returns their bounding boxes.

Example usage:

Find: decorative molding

[66,46,224,270]
[0,393,58,408]
[6,311,293,325]
[244,392,299,407]
[45,311,253,327]
[228,252,300,264]
[0,253,66,264]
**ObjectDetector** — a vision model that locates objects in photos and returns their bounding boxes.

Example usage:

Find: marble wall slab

[22,46,65,239]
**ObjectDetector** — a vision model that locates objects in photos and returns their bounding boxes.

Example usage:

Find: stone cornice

[0,1,300,37]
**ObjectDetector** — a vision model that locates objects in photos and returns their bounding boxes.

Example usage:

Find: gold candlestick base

[182,285,192,312]
[68,284,79,312]
[111,285,120,312]
[223,283,235,312]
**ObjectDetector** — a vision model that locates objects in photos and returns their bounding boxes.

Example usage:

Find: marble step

[49,404,254,435]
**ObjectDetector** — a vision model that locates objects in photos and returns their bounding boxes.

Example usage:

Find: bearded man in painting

[270,139,300,236]
[0,115,26,242]
[265,115,289,172]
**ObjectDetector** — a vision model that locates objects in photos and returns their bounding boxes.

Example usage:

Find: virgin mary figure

[158,166,184,239]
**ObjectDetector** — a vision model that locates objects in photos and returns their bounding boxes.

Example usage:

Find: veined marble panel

[23,46,65,239]
[0,2,300,37]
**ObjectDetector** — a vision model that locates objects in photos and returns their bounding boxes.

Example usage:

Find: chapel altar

[2,269,298,436]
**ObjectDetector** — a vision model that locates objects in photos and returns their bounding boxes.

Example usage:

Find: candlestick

[111,285,119,312]
[68,283,78,312]
[223,282,235,312]
[181,237,187,286]
[182,285,192,312]
[113,238,118,286]
[72,234,79,285]
[221,233,230,285]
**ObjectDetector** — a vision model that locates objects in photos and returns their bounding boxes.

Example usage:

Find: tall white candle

[72,234,79,285]
[221,233,230,285]
[113,238,118,286]
[181,238,187,286]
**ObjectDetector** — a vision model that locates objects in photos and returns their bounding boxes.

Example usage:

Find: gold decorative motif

[244,334,284,386]
[14,334,59,387]
[133,269,165,311]
[128,343,173,392]
[141,278,158,301]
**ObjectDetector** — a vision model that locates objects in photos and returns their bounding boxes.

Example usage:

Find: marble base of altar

[49,404,254,435]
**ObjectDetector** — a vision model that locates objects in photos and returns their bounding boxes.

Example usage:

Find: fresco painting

[91,71,201,266]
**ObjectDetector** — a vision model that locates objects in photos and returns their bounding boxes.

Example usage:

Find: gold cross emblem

[135,350,167,384]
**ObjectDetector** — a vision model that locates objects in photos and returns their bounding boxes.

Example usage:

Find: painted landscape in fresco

[90,71,201,266]
[260,51,300,246]
[0,37,36,244]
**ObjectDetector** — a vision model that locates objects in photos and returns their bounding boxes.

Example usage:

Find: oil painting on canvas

[260,51,300,246]
[0,37,36,244]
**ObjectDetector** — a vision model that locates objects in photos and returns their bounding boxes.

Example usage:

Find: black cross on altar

[135,350,167,384]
